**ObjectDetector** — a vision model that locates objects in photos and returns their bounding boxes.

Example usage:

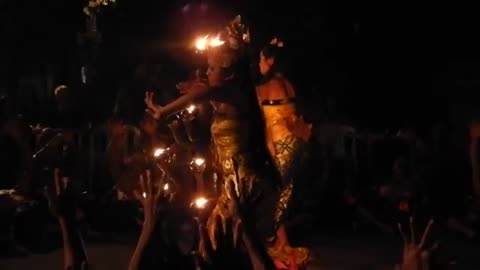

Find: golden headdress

[203,15,250,68]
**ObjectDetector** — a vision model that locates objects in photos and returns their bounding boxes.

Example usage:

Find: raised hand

[129,170,172,270]
[144,91,164,120]
[397,218,438,270]
[133,170,172,227]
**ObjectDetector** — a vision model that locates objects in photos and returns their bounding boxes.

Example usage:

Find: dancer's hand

[129,170,172,270]
[144,91,164,120]
[397,218,438,270]
[133,170,172,230]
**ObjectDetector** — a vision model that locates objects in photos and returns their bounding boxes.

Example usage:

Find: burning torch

[194,34,225,53]
[189,155,206,194]
[150,146,177,191]
[181,104,202,143]
[189,156,211,228]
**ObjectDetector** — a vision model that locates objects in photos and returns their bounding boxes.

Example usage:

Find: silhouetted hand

[133,170,172,229]
[144,92,164,120]
[397,218,438,270]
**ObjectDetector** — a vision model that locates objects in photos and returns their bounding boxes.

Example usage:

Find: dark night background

[2,0,480,139]
[4,1,480,269]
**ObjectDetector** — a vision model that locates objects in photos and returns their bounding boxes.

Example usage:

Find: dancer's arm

[46,169,88,270]
[145,82,220,119]
[397,218,437,270]
[128,170,171,270]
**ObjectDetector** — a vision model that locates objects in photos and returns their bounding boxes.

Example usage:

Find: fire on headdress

[194,15,250,68]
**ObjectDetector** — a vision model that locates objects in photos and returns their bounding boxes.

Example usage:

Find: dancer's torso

[208,81,255,157]
[256,76,298,156]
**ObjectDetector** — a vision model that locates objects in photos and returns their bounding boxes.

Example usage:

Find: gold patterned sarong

[262,101,306,224]
[206,116,258,249]
[262,100,312,267]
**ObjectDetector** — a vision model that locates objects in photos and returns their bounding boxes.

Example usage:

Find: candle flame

[194,157,205,166]
[153,148,166,157]
[163,183,169,191]
[186,104,196,114]
[195,35,209,51]
[194,197,208,208]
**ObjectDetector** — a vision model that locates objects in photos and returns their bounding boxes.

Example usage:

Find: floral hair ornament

[270,37,284,48]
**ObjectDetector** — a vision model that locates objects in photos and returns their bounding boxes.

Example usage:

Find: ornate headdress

[197,15,250,68]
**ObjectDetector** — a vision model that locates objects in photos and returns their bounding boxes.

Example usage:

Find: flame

[209,35,225,47]
[142,192,147,198]
[194,197,208,208]
[195,35,225,51]
[163,183,169,191]
[195,35,209,51]
[194,157,205,166]
[153,148,166,157]
[186,104,196,114]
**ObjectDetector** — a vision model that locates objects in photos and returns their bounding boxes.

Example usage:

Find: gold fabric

[262,102,312,267]
[206,117,258,249]
[206,15,249,68]
[262,102,297,157]
[273,181,294,224]
[268,244,311,268]
[262,102,302,223]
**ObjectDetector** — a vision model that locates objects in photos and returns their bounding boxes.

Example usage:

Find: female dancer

[255,37,312,267]
[144,16,270,249]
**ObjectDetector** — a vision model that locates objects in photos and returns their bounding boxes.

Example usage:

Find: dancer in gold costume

[256,37,312,267]
[145,16,264,250]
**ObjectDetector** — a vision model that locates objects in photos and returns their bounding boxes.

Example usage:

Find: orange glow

[195,35,225,51]
[195,35,209,51]
[194,197,208,208]
[153,147,166,157]
[209,35,225,47]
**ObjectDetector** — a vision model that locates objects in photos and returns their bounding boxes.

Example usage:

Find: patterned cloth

[206,116,261,249]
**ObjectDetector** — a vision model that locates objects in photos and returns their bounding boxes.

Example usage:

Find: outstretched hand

[397,218,438,270]
[133,170,172,227]
[144,92,164,120]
